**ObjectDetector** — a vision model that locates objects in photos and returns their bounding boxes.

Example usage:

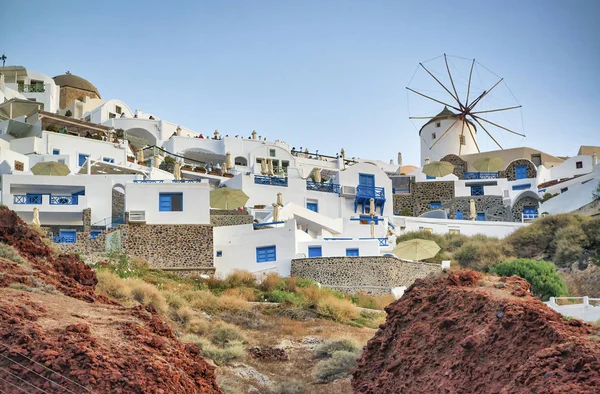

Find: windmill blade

[444,54,463,110]
[430,117,460,149]
[467,78,503,111]
[470,116,504,150]
[459,119,466,156]
[406,87,462,112]
[419,61,461,107]
[471,115,526,137]
[409,114,460,120]
[471,105,522,115]
[465,58,475,106]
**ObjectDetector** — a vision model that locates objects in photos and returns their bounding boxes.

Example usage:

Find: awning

[0,99,44,120]
[77,159,148,175]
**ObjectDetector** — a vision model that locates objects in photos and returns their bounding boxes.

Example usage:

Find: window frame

[159,193,184,212]
[576,161,583,169]
[78,153,89,167]
[256,246,276,263]
[269,149,276,157]
[346,248,359,257]
[52,149,60,155]
[103,157,115,163]
[470,185,484,196]
[308,246,322,258]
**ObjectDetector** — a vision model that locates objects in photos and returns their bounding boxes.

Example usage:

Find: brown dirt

[0,207,222,393]
[352,270,600,394]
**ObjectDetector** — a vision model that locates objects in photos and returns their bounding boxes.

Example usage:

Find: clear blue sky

[2,0,598,164]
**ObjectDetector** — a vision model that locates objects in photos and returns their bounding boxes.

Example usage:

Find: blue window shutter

[103,158,115,163]
[216,251,223,257]
[359,174,375,187]
[78,154,89,166]
[515,165,527,180]
[256,246,276,262]
[455,211,463,220]
[471,186,484,196]
[90,230,102,240]
[426,175,435,180]
[523,206,537,215]
[308,246,322,257]
[346,248,359,257]
[476,213,486,221]
[59,230,77,243]
[159,194,172,211]
[52,149,60,155]
[512,183,531,191]
[429,202,442,209]
[306,202,318,212]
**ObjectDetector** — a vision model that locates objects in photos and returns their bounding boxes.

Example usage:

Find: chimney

[592,153,598,166]
[397,152,402,166]
[424,157,430,165]
[0,73,4,88]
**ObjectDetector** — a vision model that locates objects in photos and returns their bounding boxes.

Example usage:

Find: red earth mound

[0,207,222,393]
[352,271,600,394]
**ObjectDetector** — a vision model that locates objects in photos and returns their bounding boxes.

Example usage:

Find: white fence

[545,297,600,323]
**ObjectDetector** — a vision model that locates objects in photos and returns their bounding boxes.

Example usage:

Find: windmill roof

[418,106,476,136]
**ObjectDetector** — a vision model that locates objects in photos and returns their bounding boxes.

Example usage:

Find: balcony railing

[50,195,79,205]
[463,172,499,180]
[306,181,340,194]
[522,213,539,222]
[52,235,76,244]
[356,185,385,199]
[171,180,201,183]
[133,180,165,183]
[14,194,42,204]
[358,237,389,246]
[392,187,410,194]
[254,175,288,187]
[18,84,45,93]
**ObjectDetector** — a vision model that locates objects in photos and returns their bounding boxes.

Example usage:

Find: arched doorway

[125,127,158,148]
[234,156,248,166]
[111,183,125,225]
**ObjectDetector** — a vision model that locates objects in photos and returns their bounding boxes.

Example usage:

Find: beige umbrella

[422,161,455,177]
[369,198,375,215]
[173,161,181,180]
[31,161,70,176]
[210,188,249,210]
[136,149,144,163]
[268,159,274,176]
[473,157,504,172]
[272,203,280,222]
[277,192,283,206]
[32,207,41,228]
[393,239,441,262]
[370,219,375,238]
[469,199,477,220]
[226,152,233,169]
[261,158,267,174]
[314,168,322,183]
[222,162,228,173]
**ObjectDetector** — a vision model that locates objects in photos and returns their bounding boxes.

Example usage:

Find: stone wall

[210,209,254,227]
[451,196,508,221]
[441,154,468,179]
[121,224,214,269]
[511,196,539,222]
[412,181,455,216]
[504,159,537,181]
[59,87,100,109]
[393,194,414,216]
[112,189,125,219]
[291,256,441,295]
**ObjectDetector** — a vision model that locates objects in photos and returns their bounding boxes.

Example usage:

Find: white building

[420,107,478,163]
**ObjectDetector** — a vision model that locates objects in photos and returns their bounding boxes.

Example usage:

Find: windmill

[407,54,525,156]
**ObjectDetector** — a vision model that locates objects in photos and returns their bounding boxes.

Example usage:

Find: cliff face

[353,271,600,394]
[0,207,222,394]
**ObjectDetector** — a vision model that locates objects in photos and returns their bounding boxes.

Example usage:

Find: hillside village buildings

[0,65,598,289]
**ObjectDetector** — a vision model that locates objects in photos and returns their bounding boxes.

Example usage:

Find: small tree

[491,258,568,301]
[65,109,72,117]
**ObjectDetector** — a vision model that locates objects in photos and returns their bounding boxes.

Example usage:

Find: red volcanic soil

[0,207,222,394]
[353,271,600,394]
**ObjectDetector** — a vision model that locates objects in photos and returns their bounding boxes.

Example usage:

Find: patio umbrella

[272,203,280,222]
[370,219,375,238]
[314,168,322,183]
[261,158,267,175]
[277,192,283,206]
[32,207,41,228]
[473,157,504,172]
[222,161,228,173]
[31,161,70,176]
[173,161,181,180]
[268,159,274,176]
[210,188,249,210]
[369,198,375,215]
[469,199,477,220]
[393,239,440,262]
[422,161,454,177]
[226,152,233,169]
[136,149,144,163]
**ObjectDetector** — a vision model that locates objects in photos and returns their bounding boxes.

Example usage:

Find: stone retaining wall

[452,196,508,221]
[210,215,254,227]
[291,256,441,295]
[412,181,455,216]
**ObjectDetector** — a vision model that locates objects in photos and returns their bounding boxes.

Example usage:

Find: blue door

[308,246,322,257]
[515,165,527,180]
[59,229,77,243]
[359,174,375,188]
[476,212,486,221]
[455,211,463,220]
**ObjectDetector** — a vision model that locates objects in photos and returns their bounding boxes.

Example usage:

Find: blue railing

[392,187,410,194]
[522,213,539,221]
[254,175,288,187]
[50,195,78,205]
[171,180,201,183]
[14,194,42,204]
[52,235,76,244]
[463,172,499,180]
[133,180,164,183]
[358,237,389,246]
[253,221,285,228]
[306,181,340,194]
[350,216,383,224]
[356,185,385,199]
[323,237,353,241]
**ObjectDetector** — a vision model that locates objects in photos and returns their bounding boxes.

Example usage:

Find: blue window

[476,212,486,221]
[159,193,183,211]
[512,183,531,191]
[429,202,442,209]
[78,153,89,166]
[426,175,435,180]
[59,230,77,244]
[359,174,375,188]
[346,248,359,257]
[515,165,527,180]
[52,149,60,155]
[103,157,115,163]
[308,246,322,257]
[90,230,102,240]
[306,202,318,212]
[216,251,223,257]
[471,185,484,196]
[455,211,463,220]
[560,187,568,193]
[523,206,537,215]
[256,246,276,262]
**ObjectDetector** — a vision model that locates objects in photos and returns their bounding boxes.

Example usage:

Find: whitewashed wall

[0,147,30,174]
[297,238,381,258]
[395,215,528,238]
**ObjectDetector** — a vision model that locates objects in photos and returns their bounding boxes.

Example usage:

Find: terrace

[254,175,288,187]
[306,180,340,194]
[462,172,499,180]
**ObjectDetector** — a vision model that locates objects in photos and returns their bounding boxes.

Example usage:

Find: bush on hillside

[225,270,257,288]
[128,279,168,314]
[259,272,283,292]
[454,239,514,272]
[316,296,359,323]
[96,270,131,300]
[491,258,568,301]
[314,351,358,383]
[210,322,247,347]
[552,225,588,267]
[581,218,600,264]
[274,381,306,394]
[180,334,244,366]
[315,339,360,358]
[265,290,304,305]
[222,287,259,301]
[0,242,26,265]
[351,293,396,310]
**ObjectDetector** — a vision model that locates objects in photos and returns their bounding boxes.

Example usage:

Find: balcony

[50,195,78,205]
[18,84,45,93]
[522,213,539,223]
[354,186,386,215]
[463,172,499,180]
[14,194,42,204]
[133,180,165,183]
[254,175,288,187]
[358,237,389,246]
[306,181,340,194]
[12,194,86,212]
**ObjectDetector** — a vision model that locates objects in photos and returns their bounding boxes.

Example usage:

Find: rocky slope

[0,207,222,394]
[353,271,600,394]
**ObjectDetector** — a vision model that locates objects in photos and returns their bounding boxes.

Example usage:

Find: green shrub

[314,351,358,383]
[163,156,175,164]
[582,218,600,264]
[453,242,479,268]
[265,290,304,305]
[0,243,26,265]
[491,258,568,301]
[315,339,360,358]
[541,192,559,203]
[295,278,317,288]
[65,109,72,117]
[46,124,59,132]
[273,381,306,394]
[552,225,587,267]
[180,334,244,366]
[210,323,246,347]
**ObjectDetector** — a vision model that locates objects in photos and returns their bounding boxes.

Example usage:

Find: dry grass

[174,306,195,325]
[128,279,168,314]
[316,296,360,323]
[0,242,27,265]
[210,322,247,346]
[296,286,323,307]
[162,290,189,310]
[186,317,210,335]
[353,293,396,310]
[225,270,257,288]
[183,289,250,314]
[260,272,283,291]
[222,287,258,301]
[96,270,131,300]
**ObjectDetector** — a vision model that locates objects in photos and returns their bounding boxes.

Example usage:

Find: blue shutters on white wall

[308,246,322,257]
[159,193,183,211]
[515,165,527,180]
[256,246,276,262]
[346,248,359,257]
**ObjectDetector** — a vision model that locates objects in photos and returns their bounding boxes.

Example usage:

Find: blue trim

[476,212,486,221]
[308,246,322,257]
[463,172,498,180]
[159,193,183,212]
[256,246,276,262]
[90,230,102,240]
[426,175,435,180]
[216,251,223,257]
[323,237,353,241]
[470,185,484,196]
[134,180,165,183]
[253,221,285,228]
[78,153,89,167]
[455,211,463,220]
[254,175,288,187]
[14,194,42,204]
[358,238,389,246]
[56,229,77,244]
[103,157,115,163]
[50,195,78,205]
[429,202,442,209]
[512,183,531,191]
[346,248,359,257]
[306,181,340,194]
[515,165,527,180]
[52,149,60,155]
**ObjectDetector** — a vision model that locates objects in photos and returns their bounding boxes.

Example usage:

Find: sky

[2,0,599,165]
